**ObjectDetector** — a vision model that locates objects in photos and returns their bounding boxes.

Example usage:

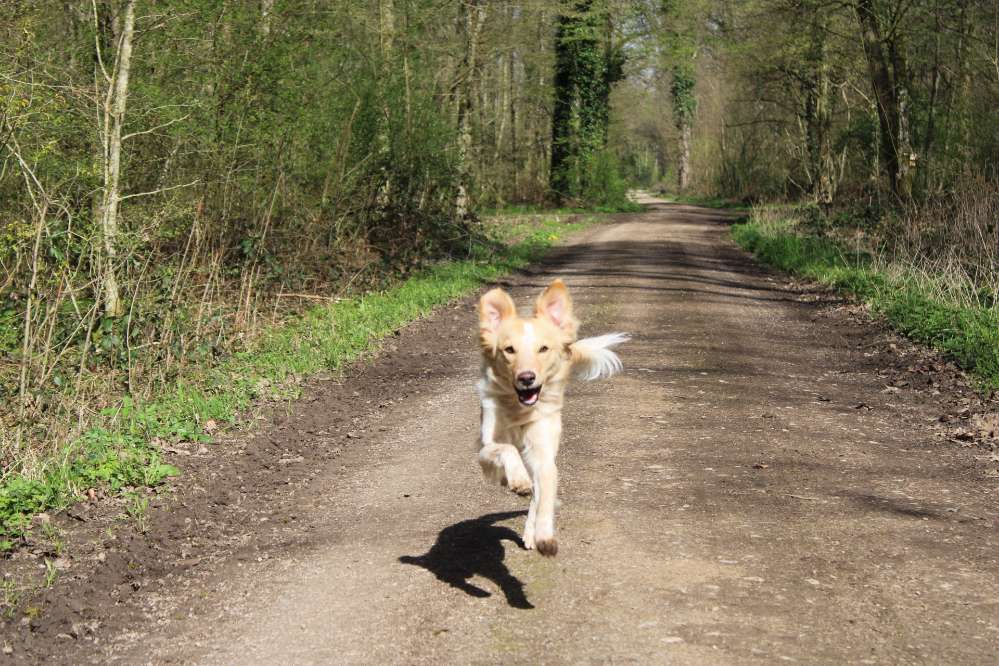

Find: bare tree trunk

[376,0,395,205]
[509,43,519,195]
[888,37,912,194]
[379,0,394,57]
[804,4,834,204]
[494,52,509,166]
[65,1,89,71]
[261,0,275,37]
[939,0,974,177]
[455,0,487,218]
[918,6,943,198]
[677,120,691,191]
[855,0,910,200]
[96,0,136,318]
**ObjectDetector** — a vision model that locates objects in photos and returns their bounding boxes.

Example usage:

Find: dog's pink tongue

[522,391,539,405]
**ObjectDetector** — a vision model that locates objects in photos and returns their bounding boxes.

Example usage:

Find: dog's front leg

[478,443,532,495]
[522,452,557,556]
[478,395,531,495]
[522,422,560,557]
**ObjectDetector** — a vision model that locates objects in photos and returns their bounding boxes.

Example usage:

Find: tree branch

[122,114,191,141]
[118,179,200,202]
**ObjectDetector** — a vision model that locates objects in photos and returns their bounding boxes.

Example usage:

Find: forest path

[63,198,999,663]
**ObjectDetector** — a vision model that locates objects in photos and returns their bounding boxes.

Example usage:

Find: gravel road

[14,197,999,664]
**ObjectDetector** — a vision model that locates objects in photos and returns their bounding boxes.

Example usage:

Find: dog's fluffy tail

[571,333,628,381]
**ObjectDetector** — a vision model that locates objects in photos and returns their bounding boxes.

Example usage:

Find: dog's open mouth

[516,385,542,406]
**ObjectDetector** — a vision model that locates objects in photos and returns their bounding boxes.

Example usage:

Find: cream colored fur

[476,279,626,556]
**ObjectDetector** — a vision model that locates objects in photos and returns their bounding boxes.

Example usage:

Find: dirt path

[12,198,999,664]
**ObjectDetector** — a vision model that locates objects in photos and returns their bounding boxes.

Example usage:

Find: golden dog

[477,279,626,556]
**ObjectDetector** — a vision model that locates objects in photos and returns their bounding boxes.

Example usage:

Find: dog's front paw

[522,529,535,550]
[535,537,558,557]
[506,474,532,497]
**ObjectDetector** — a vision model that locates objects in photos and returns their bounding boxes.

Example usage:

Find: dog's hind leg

[478,443,532,496]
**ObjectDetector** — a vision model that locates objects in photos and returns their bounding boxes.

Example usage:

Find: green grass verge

[732,221,999,392]
[0,215,594,546]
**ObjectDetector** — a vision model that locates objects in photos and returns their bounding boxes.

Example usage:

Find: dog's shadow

[399,510,533,609]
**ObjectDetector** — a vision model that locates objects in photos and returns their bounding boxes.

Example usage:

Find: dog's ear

[479,288,516,347]
[535,279,578,338]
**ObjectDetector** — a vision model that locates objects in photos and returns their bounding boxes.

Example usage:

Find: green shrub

[580,151,635,210]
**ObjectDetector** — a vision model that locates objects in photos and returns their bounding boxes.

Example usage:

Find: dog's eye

[503,346,515,354]
[539,345,549,353]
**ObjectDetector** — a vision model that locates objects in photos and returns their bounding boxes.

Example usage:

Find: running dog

[477,279,626,556]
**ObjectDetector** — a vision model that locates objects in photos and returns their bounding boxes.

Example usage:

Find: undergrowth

[657,193,751,211]
[482,200,643,217]
[732,216,999,393]
[0,214,595,546]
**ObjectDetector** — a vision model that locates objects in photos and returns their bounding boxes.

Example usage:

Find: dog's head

[478,279,579,407]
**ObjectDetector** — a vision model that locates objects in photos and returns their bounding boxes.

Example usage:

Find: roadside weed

[39,522,63,557]
[0,578,19,619]
[124,494,150,534]
[43,559,57,589]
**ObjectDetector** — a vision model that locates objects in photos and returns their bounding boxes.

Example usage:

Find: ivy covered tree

[660,0,697,192]
[550,0,625,203]
[670,63,696,191]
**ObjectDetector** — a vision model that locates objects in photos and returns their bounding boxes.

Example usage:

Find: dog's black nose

[516,371,536,387]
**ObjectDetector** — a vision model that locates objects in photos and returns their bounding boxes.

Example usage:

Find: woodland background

[1,1,997,498]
